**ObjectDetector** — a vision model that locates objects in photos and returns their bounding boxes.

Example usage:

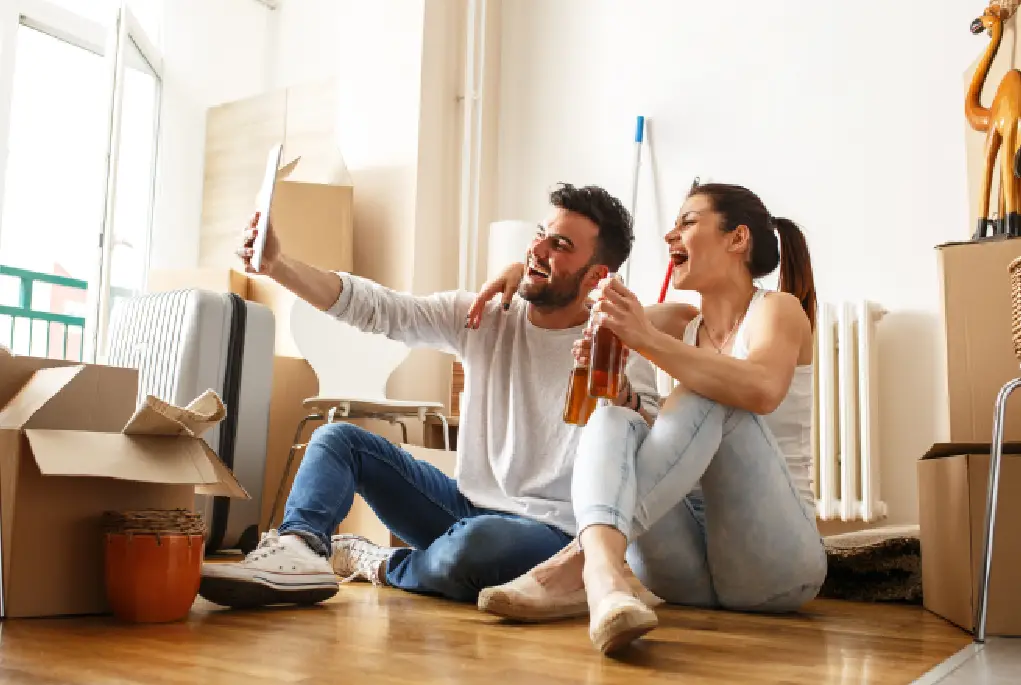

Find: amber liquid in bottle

[562,365,599,425]
[588,324,624,399]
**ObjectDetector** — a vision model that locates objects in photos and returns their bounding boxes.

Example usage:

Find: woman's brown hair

[688,181,817,329]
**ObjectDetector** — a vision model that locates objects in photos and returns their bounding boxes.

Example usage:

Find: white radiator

[812,300,888,522]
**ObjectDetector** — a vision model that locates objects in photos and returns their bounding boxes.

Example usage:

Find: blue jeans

[573,392,827,612]
[278,422,573,602]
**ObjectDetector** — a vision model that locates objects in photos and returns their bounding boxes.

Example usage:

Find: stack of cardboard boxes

[921,21,1021,636]
[922,238,1021,637]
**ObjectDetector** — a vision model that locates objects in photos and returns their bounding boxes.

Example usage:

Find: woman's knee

[578,405,646,454]
[588,404,643,430]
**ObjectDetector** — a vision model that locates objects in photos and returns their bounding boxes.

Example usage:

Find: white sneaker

[331,534,397,586]
[199,530,339,609]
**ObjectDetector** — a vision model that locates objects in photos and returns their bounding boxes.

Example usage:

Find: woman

[466,182,827,655]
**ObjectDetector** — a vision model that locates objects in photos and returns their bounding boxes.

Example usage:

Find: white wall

[266,0,463,409]
[151,0,272,271]
[154,0,466,412]
[494,0,981,525]
[270,0,428,295]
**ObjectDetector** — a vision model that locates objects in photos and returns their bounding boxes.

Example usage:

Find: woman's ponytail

[773,217,817,329]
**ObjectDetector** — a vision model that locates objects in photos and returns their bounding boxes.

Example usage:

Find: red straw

[657,263,673,304]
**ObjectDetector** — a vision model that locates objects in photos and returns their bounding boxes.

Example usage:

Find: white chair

[266,297,451,528]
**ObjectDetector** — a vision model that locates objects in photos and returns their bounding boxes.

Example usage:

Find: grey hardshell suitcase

[105,289,275,555]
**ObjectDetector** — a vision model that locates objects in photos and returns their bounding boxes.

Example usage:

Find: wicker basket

[102,509,206,541]
[1009,256,1021,361]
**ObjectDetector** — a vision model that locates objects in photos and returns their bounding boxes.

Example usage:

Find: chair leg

[975,376,1021,643]
[267,414,324,532]
[429,412,451,451]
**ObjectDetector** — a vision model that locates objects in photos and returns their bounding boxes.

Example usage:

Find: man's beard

[518,265,588,309]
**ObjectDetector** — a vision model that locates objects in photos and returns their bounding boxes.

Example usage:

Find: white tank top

[682,289,815,508]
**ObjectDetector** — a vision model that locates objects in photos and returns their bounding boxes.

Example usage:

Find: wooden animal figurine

[967,3,1021,239]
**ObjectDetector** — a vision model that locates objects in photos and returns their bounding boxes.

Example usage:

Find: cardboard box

[918,442,1021,636]
[146,268,249,298]
[937,237,1021,443]
[0,355,247,618]
[198,80,354,277]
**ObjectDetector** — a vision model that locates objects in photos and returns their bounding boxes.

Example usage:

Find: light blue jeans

[573,392,827,612]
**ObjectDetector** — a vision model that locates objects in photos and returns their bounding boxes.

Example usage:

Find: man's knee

[308,421,368,452]
[295,422,373,484]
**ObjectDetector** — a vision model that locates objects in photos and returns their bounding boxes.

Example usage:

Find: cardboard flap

[121,390,226,438]
[0,366,83,430]
[25,430,219,486]
[194,443,250,499]
[921,442,1021,460]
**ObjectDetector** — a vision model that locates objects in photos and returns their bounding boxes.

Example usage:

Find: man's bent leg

[280,422,477,553]
[200,422,477,609]
[385,514,573,603]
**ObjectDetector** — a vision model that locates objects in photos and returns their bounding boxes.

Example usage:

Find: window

[0,0,162,361]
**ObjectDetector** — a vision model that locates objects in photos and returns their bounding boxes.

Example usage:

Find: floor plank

[0,586,970,684]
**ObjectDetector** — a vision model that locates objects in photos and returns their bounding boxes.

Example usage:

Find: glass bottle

[588,321,624,399]
[562,359,599,426]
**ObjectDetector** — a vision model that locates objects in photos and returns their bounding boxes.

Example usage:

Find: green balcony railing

[0,265,87,361]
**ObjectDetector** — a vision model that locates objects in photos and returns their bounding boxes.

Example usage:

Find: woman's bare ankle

[582,558,633,607]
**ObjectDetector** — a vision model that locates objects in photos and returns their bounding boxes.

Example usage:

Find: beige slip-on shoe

[477,574,589,622]
[478,573,664,623]
[588,591,659,654]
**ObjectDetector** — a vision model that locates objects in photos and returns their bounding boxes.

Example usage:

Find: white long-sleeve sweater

[326,272,661,535]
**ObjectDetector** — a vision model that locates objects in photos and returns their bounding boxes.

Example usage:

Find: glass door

[0,0,162,362]
[90,4,162,361]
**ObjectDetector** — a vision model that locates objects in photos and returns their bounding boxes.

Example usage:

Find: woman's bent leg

[573,399,726,538]
[625,495,716,608]
[572,403,721,608]
[575,391,825,613]
[699,410,827,612]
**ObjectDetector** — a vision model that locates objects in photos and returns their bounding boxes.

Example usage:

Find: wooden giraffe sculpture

[968,2,1021,239]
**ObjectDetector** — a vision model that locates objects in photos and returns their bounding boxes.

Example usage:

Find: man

[199,183,660,608]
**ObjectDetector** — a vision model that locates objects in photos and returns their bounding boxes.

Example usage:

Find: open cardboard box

[0,355,247,618]
[918,442,1021,636]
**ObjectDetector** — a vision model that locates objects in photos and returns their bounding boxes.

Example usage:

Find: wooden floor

[0,586,970,684]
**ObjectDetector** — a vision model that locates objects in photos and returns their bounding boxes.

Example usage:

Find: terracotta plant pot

[104,532,204,623]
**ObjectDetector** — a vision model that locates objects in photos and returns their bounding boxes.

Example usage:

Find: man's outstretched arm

[270,253,345,311]
[240,213,468,356]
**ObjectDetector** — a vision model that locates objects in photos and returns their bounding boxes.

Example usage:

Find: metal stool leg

[395,418,409,443]
[267,414,324,531]
[975,376,1021,643]
[428,412,451,451]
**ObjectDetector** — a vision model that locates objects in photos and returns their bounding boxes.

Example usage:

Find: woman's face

[664,194,749,291]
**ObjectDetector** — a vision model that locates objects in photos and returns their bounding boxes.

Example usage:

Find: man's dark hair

[548,183,634,272]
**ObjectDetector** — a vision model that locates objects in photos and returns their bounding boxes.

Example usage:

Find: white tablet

[250,143,283,273]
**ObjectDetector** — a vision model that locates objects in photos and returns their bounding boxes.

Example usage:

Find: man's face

[518,207,606,309]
